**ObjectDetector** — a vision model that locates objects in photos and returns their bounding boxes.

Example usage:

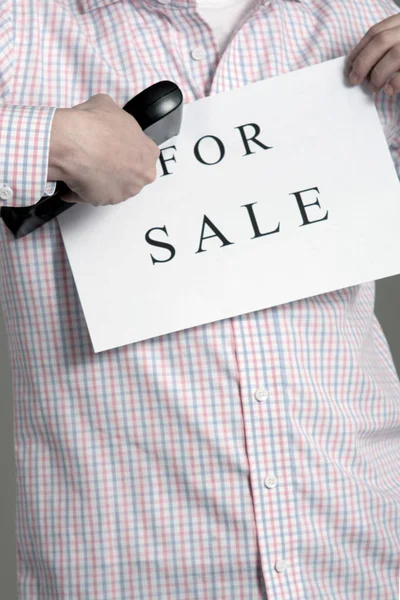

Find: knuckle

[374,29,392,47]
[109,194,124,205]
[152,143,161,159]
[92,92,115,108]
[146,138,160,159]
[143,166,157,184]
[92,92,109,102]
[131,185,143,197]
[368,23,383,39]
[107,194,118,205]
[126,182,142,198]
[111,195,124,205]
[389,44,400,61]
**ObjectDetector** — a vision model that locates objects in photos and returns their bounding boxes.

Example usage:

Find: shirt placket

[152,0,220,99]
[230,309,307,599]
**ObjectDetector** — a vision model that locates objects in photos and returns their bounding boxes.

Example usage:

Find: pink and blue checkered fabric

[0,0,400,598]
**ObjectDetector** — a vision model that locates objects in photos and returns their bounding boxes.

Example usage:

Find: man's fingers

[347,25,400,85]
[367,44,400,90]
[346,15,400,74]
[384,72,400,96]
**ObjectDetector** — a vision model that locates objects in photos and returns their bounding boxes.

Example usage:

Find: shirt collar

[79,0,302,13]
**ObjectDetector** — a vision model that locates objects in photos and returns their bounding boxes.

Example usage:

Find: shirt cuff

[43,180,58,196]
[0,105,58,207]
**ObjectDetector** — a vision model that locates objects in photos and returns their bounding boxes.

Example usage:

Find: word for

[158,122,272,176]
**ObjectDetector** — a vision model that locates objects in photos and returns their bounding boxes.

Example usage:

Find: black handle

[1,81,183,239]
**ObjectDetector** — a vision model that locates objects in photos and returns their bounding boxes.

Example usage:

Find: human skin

[346,13,400,96]
[48,93,160,206]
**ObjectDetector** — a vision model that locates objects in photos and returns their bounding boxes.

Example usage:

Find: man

[0,0,399,598]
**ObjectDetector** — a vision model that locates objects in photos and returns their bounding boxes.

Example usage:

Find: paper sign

[57,56,400,353]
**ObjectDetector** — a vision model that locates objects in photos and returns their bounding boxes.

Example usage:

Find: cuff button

[0,184,14,201]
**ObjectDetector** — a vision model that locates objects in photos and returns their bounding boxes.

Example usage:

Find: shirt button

[274,559,287,573]
[0,184,13,201]
[191,47,206,61]
[254,387,268,402]
[264,473,278,488]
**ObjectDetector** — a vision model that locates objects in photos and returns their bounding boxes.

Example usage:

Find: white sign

[57,56,400,353]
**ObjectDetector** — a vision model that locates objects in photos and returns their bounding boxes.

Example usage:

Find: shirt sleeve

[0,105,59,208]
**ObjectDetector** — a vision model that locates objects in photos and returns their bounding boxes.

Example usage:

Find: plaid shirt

[0,0,400,598]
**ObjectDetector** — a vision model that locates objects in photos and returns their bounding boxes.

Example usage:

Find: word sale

[145,186,329,265]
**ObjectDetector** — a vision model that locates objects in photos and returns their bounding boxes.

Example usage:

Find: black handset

[1,81,184,239]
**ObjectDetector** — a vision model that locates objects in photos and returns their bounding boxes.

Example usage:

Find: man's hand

[49,93,160,206]
[346,14,400,96]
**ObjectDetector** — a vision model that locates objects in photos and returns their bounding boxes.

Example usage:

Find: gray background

[2,2,400,597]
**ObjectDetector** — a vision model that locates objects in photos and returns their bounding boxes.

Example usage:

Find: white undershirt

[196,0,260,55]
